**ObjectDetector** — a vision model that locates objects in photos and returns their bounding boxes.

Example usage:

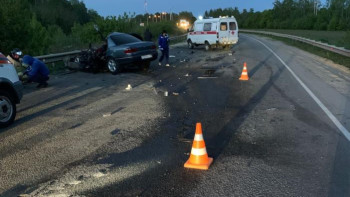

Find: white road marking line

[244,35,350,142]
[198,77,218,79]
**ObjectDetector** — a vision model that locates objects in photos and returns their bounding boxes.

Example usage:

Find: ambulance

[187,16,239,50]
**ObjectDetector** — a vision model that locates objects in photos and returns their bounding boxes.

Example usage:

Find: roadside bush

[48,25,83,53]
[26,16,51,55]
[344,31,350,49]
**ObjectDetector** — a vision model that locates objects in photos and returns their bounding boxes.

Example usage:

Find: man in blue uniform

[22,55,50,88]
[158,30,170,67]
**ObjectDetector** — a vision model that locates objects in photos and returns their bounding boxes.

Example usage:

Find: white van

[187,16,239,50]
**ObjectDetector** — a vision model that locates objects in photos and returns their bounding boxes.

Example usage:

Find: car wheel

[0,90,16,128]
[107,58,122,75]
[205,41,211,51]
[188,40,194,49]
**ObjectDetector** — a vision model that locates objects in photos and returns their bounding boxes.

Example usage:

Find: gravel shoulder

[0,71,166,196]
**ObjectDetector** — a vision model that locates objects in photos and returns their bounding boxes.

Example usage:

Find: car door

[218,21,229,44]
[193,23,203,43]
[228,21,238,42]
[0,54,18,83]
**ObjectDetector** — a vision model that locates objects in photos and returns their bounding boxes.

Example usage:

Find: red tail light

[0,54,11,64]
[0,59,11,64]
[151,45,156,49]
[124,48,138,54]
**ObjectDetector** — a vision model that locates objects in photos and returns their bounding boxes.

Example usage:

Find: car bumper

[116,52,158,65]
[13,81,23,103]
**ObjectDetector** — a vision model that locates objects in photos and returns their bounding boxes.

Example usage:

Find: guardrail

[240,30,350,58]
[35,34,188,65]
[35,50,81,64]
[170,34,187,42]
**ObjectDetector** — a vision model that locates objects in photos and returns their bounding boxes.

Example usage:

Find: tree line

[0,0,194,56]
[6,0,348,56]
[205,0,350,31]
[0,0,99,55]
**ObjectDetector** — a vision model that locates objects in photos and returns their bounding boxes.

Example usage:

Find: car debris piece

[125,84,132,90]
[169,55,176,58]
[173,92,179,96]
[68,180,82,185]
[153,87,158,95]
[103,113,112,117]
[93,172,106,178]
[266,108,277,111]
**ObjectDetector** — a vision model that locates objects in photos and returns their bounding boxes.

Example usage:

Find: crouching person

[22,55,50,88]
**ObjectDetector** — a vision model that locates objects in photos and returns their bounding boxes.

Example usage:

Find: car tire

[205,41,211,51]
[0,90,16,128]
[107,58,122,75]
[188,40,194,49]
[223,45,232,50]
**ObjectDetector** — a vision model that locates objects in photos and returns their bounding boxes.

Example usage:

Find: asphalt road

[0,34,350,197]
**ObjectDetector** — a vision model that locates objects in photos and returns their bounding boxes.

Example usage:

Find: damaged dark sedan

[106,32,158,75]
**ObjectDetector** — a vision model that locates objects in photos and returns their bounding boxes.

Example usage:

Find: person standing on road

[22,55,50,88]
[144,28,153,41]
[158,30,170,67]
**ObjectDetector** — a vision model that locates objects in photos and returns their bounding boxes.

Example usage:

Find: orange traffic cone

[184,123,213,170]
[239,62,249,81]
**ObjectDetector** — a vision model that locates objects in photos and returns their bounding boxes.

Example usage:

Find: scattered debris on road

[153,87,158,95]
[266,108,277,111]
[198,76,218,79]
[180,58,190,63]
[68,180,81,185]
[103,113,112,117]
[125,84,132,90]
[92,172,106,178]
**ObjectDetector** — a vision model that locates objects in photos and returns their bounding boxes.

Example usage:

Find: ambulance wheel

[188,40,194,49]
[205,41,211,51]
[223,45,230,50]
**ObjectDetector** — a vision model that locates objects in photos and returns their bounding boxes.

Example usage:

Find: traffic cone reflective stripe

[194,133,203,141]
[239,62,249,81]
[184,123,213,170]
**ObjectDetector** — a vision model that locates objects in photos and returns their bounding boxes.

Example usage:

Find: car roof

[195,17,237,23]
[108,32,128,37]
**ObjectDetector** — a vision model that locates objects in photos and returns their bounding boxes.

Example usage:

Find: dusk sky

[82,0,327,18]
[82,0,276,17]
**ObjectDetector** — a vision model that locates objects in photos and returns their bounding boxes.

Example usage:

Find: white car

[0,52,23,128]
[187,16,239,51]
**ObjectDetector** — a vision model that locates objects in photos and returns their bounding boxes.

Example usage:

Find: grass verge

[47,61,67,75]
[252,29,348,49]
[245,32,350,69]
